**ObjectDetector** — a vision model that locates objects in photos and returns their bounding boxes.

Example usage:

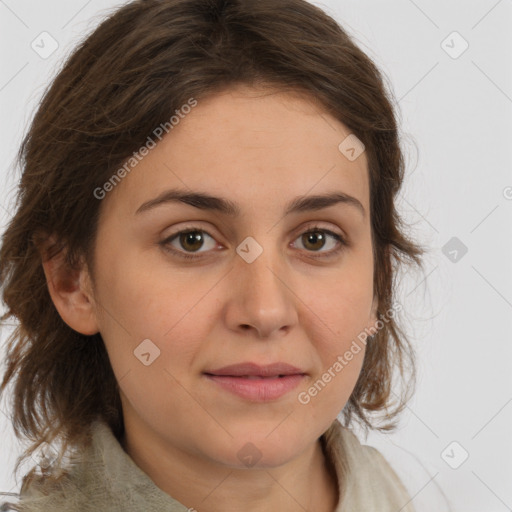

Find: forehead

[102,85,370,219]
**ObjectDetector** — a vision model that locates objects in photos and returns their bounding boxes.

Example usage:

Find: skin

[42,84,378,512]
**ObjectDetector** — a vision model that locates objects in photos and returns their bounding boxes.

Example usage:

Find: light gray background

[1,1,511,511]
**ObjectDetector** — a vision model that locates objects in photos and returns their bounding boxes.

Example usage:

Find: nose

[224,244,299,339]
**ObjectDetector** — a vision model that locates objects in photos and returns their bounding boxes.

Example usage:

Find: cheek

[305,260,374,340]
[91,246,204,384]
[298,263,372,408]
[95,239,204,336]
[92,255,207,427]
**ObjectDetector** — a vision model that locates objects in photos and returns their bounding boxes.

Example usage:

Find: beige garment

[324,420,416,511]
[4,419,416,511]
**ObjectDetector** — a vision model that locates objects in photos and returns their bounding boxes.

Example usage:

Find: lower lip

[204,374,305,402]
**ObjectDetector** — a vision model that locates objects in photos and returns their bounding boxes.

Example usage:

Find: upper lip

[204,362,306,377]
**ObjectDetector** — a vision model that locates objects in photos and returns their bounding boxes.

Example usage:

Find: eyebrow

[135,188,366,218]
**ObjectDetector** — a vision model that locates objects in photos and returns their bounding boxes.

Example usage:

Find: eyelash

[159,224,348,261]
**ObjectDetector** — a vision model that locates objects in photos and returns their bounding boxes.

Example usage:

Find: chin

[206,433,304,471]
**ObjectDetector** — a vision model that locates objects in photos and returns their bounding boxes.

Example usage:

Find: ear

[38,234,100,336]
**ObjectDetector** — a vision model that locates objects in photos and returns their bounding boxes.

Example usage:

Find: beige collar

[13,419,415,511]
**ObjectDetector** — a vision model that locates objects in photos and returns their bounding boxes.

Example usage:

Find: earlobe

[39,237,100,336]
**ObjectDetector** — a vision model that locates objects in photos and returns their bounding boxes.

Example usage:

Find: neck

[121,428,340,512]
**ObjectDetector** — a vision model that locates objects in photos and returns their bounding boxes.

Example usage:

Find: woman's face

[87,84,377,468]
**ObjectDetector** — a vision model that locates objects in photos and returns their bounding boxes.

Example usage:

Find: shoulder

[14,471,89,512]
[11,420,182,511]
[326,422,451,512]
[354,432,452,512]
[324,421,417,511]
[0,496,20,511]
[346,428,418,507]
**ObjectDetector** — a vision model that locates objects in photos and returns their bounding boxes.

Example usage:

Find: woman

[0,0,425,510]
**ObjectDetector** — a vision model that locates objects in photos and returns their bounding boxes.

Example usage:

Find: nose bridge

[238,237,286,302]
[228,235,298,337]
[242,244,282,293]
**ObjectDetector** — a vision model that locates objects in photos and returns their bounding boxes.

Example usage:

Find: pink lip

[204,362,307,402]
[204,374,305,402]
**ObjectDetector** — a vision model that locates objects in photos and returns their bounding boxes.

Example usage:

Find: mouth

[204,361,306,378]
[203,362,307,402]
[204,374,294,379]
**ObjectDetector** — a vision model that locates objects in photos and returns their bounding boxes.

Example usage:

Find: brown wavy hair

[0,0,424,489]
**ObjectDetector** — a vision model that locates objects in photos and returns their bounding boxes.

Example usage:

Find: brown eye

[160,229,218,260]
[160,225,347,261]
[178,231,206,252]
[293,227,346,257]
[301,231,328,251]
